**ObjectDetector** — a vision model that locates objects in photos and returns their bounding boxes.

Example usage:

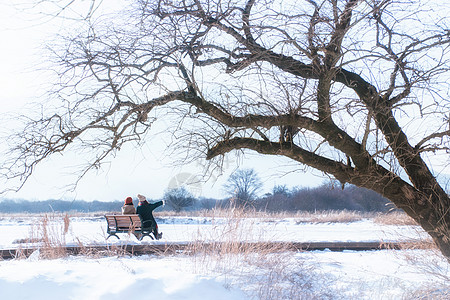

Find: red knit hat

[125,197,133,205]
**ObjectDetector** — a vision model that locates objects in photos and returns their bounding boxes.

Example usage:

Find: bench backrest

[105,214,142,230]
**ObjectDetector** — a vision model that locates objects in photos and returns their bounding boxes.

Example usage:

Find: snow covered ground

[0,214,449,299]
[0,215,431,248]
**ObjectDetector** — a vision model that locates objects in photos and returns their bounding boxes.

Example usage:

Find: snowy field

[0,214,432,247]
[0,214,449,299]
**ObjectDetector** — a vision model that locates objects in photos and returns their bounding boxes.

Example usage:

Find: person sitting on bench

[136,194,164,240]
[121,196,136,214]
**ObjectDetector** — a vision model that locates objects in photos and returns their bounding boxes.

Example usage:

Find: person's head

[137,194,148,205]
[124,197,133,205]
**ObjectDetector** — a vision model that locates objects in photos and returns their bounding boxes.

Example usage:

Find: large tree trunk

[361,176,450,258]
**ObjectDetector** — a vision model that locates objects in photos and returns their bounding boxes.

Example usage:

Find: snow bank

[0,250,448,300]
[0,256,248,300]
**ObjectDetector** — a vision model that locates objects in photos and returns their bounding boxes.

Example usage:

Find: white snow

[0,255,248,300]
[0,216,429,248]
[0,215,449,299]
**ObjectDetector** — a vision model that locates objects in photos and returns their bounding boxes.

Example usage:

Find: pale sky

[0,2,324,202]
[1,1,448,202]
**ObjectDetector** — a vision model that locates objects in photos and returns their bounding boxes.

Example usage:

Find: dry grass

[292,210,368,223]
[12,212,104,259]
[402,249,450,281]
[404,287,450,300]
[157,209,366,222]
[399,249,450,299]
[2,209,418,226]
[184,206,340,299]
[157,209,417,225]
[187,207,449,300]
[373,211,418,226]
[27,213,71,259]
[9,212,151,259]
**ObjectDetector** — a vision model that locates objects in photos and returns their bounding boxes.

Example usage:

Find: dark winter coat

[136,201,163,229]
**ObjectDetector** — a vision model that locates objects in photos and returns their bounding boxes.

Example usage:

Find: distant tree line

[0,168,394,213]
[0,199,123,214]
[204,183,394,213]
[257,184,394,212]
[219,168,395,212]
[0,183,395,214]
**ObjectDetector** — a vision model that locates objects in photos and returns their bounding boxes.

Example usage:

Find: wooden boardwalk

[0,241,432,260]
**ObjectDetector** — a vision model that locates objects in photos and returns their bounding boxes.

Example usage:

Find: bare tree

[164,187,196,212]
[1,0,450,257]
[223,168,263,206]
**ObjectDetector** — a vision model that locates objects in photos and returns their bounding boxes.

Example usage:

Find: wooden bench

[104,214,154,241]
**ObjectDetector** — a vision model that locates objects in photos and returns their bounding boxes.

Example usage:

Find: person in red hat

[136,194,164,240]
[121,196,136,214]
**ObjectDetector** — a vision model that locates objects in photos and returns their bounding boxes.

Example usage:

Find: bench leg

[139,231,154,241]
[107,233,120,240]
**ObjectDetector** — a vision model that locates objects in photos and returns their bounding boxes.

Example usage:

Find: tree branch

[415,130,450,151]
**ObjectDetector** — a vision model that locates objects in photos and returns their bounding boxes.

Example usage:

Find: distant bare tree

[223,168,263,206]
[164,187,196,212]
[272,185,290,197]
[1,0,450,257]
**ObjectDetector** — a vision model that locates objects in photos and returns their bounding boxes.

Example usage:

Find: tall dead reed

[28,213,71,259]
[157,209,417,225]
[373,211,418,225]
[185,205,338,299]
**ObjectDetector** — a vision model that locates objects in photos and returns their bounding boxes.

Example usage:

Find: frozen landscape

[0,0,449,299]
[0,213,449,299]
